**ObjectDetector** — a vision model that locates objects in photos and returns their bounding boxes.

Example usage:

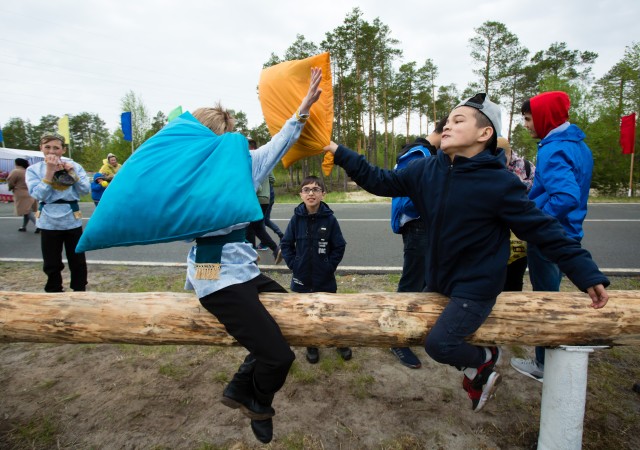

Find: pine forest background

[2,8,639,196]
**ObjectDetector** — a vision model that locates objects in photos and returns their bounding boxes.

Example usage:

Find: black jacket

[280,202,346,293]
[334,145,608,300]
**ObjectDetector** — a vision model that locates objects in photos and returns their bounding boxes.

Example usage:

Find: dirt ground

[1,263,639,450]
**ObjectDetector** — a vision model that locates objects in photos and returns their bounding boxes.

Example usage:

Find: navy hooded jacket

[334,145,608,301]
[280,201,346,293]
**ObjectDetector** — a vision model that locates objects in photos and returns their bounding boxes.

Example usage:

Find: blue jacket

[390,139,436,233]
[91,173,107,202]
[528,123,593,241]
[334,145,608,301]
[280,202,346,293]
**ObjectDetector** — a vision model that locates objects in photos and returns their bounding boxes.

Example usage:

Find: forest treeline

[2,8,638,195]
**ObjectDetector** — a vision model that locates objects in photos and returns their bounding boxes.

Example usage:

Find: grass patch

[212,371,230,384]
[158,363,189,380]
[11,415,59,448]
[37,379,59,390]
[288,360,318,384]
[349,374,375,399]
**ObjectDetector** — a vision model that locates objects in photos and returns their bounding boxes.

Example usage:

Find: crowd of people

[11,66,617,443]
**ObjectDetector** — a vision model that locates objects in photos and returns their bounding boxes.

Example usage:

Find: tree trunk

[1,291,639,347]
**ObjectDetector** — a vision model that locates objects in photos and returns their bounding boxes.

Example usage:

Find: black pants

[246,205,278,255]
[199,274,295,395]
[40,227,87,292]
[504,257,528,292]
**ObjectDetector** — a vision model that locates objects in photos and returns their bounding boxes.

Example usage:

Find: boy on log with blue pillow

[185,68,323,443]
[323,93,609,412]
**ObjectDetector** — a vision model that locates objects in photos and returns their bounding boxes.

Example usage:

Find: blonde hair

[192,103,235,135]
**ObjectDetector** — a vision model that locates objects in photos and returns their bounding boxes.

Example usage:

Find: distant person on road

[279,175,349,364]
[324,92,609,413]
[7,158,38,233]
[510,91,594,383]
[91,173,108,206]
[262,170,284,242]
[245,138,280,260]
[389,117,446,370]
[99,153,121,181]
[183,68,323,444]
[498,137,535,293]
[26,133,90,292]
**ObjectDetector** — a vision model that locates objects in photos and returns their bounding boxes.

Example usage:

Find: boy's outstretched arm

[252,67,323,185]
[298,67,323,115]
[587,284,609,309]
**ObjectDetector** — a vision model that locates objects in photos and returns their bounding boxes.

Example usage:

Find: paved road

[1,202,639,272]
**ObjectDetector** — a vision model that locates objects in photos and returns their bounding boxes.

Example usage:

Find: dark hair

[14,158,29,169]
[300,175,326,192]
[434,116,448,134]
[521,99,531,115]
[247,138,258,149]
[472,110,498,153]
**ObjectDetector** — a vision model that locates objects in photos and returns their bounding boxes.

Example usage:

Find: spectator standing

[510,91,594,383]
[26,133,90,292]
[279,175,349,364]
[99,153,122,181]
[389,117,446,369]
[7,158,38,232]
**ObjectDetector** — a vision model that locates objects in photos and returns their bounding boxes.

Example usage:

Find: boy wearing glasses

[279,176,350,363]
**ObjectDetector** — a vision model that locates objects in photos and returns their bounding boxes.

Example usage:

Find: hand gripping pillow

[76,112,262,252]
[259,52,334,169]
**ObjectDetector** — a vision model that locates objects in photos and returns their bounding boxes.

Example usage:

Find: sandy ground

[1,264,639,449]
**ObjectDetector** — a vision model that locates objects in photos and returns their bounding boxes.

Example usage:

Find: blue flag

[121,112,132,142]
[0,126,3,143]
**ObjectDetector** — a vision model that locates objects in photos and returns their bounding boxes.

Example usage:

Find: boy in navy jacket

[279,176,350,363]
[323,93,609,412]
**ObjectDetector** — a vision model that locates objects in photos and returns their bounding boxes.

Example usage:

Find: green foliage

[120,90,151,149]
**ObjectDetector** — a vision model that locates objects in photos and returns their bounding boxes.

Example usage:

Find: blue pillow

[76,112,262,252]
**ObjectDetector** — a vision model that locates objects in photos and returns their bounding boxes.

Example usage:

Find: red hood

[530,91,570,139]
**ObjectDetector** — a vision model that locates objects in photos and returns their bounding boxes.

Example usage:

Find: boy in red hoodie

[510,91,594,382]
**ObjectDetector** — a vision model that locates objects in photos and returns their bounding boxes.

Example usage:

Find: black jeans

[40,227,87,292]
[424,296,496,368]
[503,257,528,292]
[398,220,428,293]
[246,205,278,255]
[199,274,295,395]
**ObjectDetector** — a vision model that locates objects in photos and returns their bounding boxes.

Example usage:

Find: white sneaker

[510,357,544,382]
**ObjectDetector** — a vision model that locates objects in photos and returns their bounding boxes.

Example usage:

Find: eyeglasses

[300,187,323,194]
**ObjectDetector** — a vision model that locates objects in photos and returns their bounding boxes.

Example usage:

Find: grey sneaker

[510,357,544,382]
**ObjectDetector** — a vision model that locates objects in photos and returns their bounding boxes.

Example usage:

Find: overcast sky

[1,0,638,136]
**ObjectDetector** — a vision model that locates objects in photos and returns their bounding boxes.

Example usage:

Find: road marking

[1,258,638,275]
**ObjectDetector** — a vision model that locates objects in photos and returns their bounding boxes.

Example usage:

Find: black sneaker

[18,227,26,232]
[337,347,352,361]
[306,347,319,364]
[390,347,422,369]
[462,346,502,412]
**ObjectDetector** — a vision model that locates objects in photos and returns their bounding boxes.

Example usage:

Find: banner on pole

[121,112,133,142]
[57,115,70,145]
[167,106,183,122]
[620,113,636,155]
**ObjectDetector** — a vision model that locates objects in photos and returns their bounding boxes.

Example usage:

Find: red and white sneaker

[462,346,502,412]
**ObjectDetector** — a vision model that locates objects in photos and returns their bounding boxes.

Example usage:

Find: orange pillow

[259,52,334,169]
[322,151,334,177]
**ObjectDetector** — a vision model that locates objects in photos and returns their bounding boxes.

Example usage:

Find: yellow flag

[57,115,70,144]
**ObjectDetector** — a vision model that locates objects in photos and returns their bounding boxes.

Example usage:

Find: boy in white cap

[323,93,609,412]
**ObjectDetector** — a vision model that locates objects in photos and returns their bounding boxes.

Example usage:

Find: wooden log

[1,290,639,347]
